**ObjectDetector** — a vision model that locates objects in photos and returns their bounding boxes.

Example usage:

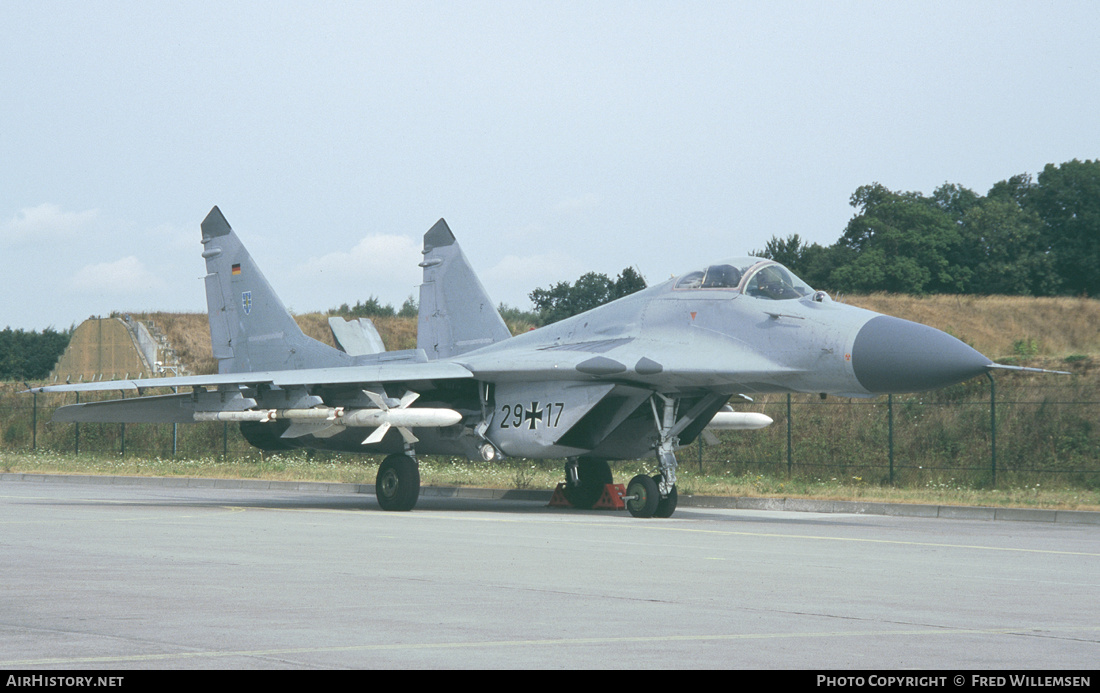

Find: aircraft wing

[27,362,474,394]
[29,361,476,425]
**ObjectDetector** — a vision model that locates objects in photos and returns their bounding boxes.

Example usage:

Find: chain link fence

[2,374,1097,488]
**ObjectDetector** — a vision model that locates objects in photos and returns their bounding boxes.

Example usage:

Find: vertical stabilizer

[417,219,511,360]
[200,207,351,373]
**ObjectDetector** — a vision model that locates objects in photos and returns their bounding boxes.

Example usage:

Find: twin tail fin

[200,207,351,374]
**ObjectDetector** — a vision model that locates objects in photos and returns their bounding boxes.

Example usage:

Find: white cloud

[483,252,588,308]
[69,256,166,294]
[287,234,422,308]
[2,203,98,245]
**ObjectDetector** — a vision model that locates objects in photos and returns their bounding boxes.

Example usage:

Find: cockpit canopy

[674,257,814,300]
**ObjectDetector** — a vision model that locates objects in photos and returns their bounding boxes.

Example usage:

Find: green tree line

[528,267,647,325]
[0,327,71,380]
[330,295,418,319]
[754,159,1100,297]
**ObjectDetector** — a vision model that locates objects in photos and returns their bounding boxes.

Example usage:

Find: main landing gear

[375,453,420,511]
[561,457,613,509]
[558,396,688,518]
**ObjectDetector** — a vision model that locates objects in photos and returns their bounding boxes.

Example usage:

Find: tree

[612,266,647,299]
[397,296,418,318]
[957,198,1055,295]
[750,234,809,270]
[529,268,647,325]
[830,183,970,294]
[749,234,840,290]
[0,327,72,381]
[746,160,1094,297]
[1027,159,1100,296]
[331,296,396,318]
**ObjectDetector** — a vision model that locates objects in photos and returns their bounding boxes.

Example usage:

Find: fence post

[119,390,125,458]
[786,393,792,477]
[172,387,178,457]
[75,392,80,455]
[888,394,894,485]
[31,391,37,452]
[987,372,997,488]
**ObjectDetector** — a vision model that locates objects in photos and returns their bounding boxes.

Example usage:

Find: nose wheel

[625,474,659,517]
[625,474,678,518]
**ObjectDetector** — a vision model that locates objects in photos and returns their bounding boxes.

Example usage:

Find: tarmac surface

[2,474,1098,669]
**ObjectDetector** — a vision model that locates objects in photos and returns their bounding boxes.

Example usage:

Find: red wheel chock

[548,483,571,507]
[548,483,627,510]
[593,483,627,510]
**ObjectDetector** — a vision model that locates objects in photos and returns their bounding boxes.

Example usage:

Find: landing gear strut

[627,393,723,518]
[627,394,681,518]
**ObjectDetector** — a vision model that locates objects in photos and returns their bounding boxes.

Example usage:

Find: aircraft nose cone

[851,315,992,394]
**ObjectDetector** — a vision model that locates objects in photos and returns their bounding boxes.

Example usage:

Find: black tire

[626,474,660,518]
[562,458,613,509]
[239,421,293,451]
[375,454,420,511]
[652,474,678,518]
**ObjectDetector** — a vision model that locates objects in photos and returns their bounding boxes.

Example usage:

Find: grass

[4,449,1098,512]
[842,294,1100,360]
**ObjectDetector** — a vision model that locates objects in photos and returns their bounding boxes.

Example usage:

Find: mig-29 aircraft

[31,207,1040,518]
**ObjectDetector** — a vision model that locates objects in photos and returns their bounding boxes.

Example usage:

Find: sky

[3,1,1099,331]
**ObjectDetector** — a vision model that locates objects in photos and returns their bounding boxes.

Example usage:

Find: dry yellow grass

[136,312,217,375]
[134,311,419,374]
[842,294,1100,360]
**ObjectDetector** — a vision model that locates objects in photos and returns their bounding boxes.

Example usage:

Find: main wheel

[652,474,678,518]
[239,421,293,451]
[562,458,613,509]
[626,474,660,518]
[375,454,420,511]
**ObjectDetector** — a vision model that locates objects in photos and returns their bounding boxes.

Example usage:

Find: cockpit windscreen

[674,259,814,300]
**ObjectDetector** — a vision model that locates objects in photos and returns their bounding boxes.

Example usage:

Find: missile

[194,405,461,429]
[353,390,458,445]
[705,412,773,430]
[194,408,340,423]
[338,407,463,429]
[194,410,276,423]
[193,388,464,447]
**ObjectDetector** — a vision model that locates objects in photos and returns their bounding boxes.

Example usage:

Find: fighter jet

[30,207,1046,518]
